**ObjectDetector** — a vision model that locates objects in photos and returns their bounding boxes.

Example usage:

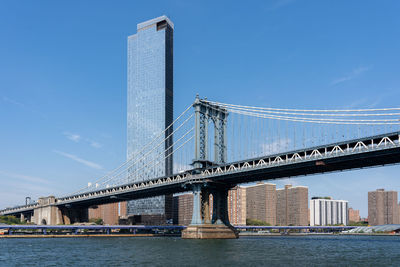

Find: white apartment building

[310,197,348,226]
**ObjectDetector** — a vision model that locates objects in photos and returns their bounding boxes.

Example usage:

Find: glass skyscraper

[127,16,174,223]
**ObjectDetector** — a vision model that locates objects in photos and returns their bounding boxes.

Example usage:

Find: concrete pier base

[182,224,238,239]
[181,182,239,239]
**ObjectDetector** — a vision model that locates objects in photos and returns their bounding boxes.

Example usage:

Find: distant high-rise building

[310,197,348,226]
[276,185,308,226]
[368,189,399,225]
[126,16,174,224]
[246,183,276,225]
[228,186,247,226]
[348,208,360,223]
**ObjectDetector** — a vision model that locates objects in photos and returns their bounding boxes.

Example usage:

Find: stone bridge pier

[182,182,238,239]
[33,196,88,225]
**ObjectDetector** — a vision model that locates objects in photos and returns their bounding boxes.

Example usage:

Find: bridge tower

[192,95,228,169]
[182,96,237,239]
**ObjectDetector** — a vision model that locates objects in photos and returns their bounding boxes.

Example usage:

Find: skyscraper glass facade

[127,16,174,221]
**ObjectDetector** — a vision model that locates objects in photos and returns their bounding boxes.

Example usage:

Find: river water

[1,235,400,266]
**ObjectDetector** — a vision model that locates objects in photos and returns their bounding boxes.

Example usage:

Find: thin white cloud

[344,97,369,109]
[63,132,81,142]
[89,141,102,148]
[2,96,25,108]
[0,181,56,196]
[2,96,47,118]
[53,150,103,170]
[62,132,102,148]
[331,65,372,86]
[0,180,63,209]
[261,138,292,154]
[344,96,383,109]
[0,170,51,184]
[174,162,191,173]
[0,172,58,208]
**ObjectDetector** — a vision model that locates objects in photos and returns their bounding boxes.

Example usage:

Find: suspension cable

[91,127,194,189]
[230,109,400,125]
[214,103,400,117]
[205,100,400,112]
[68,104,194,195]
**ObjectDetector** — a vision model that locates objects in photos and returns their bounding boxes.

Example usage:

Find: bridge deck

[1,132,399,216]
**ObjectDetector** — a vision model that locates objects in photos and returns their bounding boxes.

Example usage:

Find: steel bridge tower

[192,95,228,168]
[182,96,237,239]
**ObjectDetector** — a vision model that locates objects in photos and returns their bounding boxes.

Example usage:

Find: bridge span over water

[1,98,400,238]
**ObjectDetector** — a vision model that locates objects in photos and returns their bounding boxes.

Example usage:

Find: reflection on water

[1,235,400,266]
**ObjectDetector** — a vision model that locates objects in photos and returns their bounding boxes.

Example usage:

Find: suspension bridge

[1,95,400,238]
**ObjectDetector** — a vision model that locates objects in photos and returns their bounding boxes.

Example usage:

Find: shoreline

[0,233,180,238]
[239,232,400,237]
[2,233,399,238]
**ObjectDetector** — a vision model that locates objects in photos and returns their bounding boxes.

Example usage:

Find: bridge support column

[190,184,202,225]
[182,183,238,239]
[211,188,229,225]
[58,207,88,225]
[202,189,211,224]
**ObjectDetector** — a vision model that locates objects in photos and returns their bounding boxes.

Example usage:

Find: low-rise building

[88,201,127,225]
[348,208,360,223]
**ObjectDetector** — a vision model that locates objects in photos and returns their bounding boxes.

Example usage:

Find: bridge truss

[2,130,399,216]
[1,96,400,216]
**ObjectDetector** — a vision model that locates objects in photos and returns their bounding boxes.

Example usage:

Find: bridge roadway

[1,131,400,216]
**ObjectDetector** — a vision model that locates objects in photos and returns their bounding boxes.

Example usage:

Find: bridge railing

[1,132,399,215]
[0,203,40,215]
[199,132,400,178]
[49,132,400,205]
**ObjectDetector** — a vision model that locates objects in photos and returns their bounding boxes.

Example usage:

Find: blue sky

[1,0,400,217]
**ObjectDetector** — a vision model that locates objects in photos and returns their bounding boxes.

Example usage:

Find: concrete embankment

[239,232,400,237]
[239,232,334,237]
[0,234,180,238]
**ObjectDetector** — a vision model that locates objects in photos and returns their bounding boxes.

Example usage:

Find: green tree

[246,218,271,226]
[0,215,27,225]
[348,221,368,226]
[89,218,103,225]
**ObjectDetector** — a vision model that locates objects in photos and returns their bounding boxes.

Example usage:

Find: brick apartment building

[368,189,399,225]
[348,208,360,223]
[88,202,127,225]
[228,186,247,225]
[276,185,308,226]
[173,193,193,226]
[246,183,276,225]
